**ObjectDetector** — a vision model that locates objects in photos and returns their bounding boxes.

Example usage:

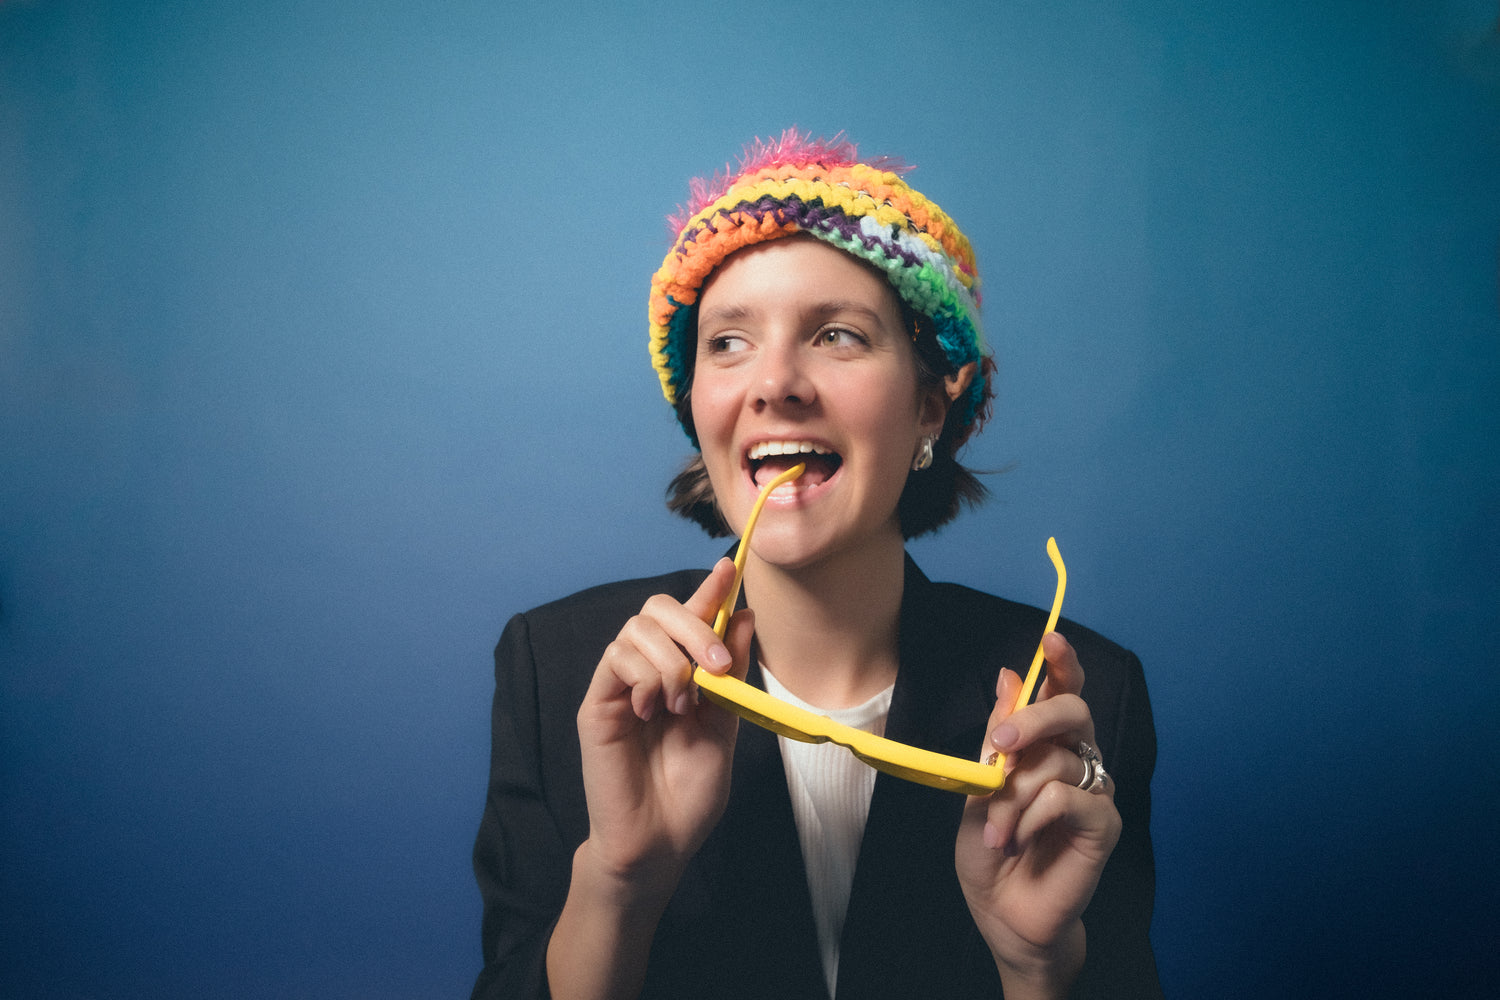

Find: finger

[979,742,1091,853]
[682,557,740,627]
[1000,742,1095,802]
[993,666,1023,715]
[1010,780,1121,860]
[962,668,1021,846]
[631,560,737,675]
[589,560,744,721]
[974,669,1023,777]
[988,692,1096,758]
[589,638,670,723]
[625,560,748,716]
[677,558,741,674]
[588,564,736,721]
[698,607,756,737]
[627,610,721,715]
[1038,631,1084,700]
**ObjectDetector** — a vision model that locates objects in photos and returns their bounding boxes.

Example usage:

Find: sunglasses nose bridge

[767,719,823,743]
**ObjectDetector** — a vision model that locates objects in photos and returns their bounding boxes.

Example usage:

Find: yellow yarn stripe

[675,164,976,282]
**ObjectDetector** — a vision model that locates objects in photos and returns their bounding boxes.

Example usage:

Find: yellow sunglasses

[693,463,1067,796]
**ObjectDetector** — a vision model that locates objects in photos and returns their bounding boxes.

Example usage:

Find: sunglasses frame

[693,464,1067,796]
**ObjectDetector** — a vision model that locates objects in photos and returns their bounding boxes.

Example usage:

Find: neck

[741,525,907,709]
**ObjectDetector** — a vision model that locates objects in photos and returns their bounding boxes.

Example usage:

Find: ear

[917,362,977,437]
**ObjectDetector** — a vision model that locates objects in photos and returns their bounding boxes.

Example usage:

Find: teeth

[748,440,832,461]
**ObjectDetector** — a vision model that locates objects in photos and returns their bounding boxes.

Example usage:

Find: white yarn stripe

[854,213,980,318]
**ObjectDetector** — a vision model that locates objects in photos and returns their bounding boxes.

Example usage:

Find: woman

[472,132,1161,1000]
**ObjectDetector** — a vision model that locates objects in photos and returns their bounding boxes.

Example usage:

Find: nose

[753,340,816,410]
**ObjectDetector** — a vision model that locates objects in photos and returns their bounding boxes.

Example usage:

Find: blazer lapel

[833,559,1005,999]
[651,657,828,998]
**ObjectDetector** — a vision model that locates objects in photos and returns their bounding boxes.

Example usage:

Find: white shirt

[760,667,894,999]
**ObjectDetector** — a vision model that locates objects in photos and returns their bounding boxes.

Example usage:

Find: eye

[704,333,749,355]
[816,326,867,348]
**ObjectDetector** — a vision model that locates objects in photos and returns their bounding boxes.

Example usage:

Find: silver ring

[1074,741,1109,794]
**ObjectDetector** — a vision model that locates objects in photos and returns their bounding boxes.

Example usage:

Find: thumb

[698,606,754,743]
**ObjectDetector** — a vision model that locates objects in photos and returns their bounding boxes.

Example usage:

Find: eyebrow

[698,300,892,327]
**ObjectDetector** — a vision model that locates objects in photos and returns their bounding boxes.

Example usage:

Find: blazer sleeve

[1074,647,1163,1000]
[469,572,698,999]
[470,611,569,1000]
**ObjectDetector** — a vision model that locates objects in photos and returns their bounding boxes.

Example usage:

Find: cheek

[688,375,738,440]
[856,379,923,448]
[688,388,738,481]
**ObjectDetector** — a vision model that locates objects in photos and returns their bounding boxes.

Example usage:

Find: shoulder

[492,570,714,743]
[911,566,1134,660]
[499,569,710,666]
[515,568,709,631]
[909,568,1148,727]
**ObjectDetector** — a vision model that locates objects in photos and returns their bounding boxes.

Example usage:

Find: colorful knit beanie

[648,130,992,445]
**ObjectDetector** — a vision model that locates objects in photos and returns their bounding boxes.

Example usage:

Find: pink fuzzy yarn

[668,128,910,235]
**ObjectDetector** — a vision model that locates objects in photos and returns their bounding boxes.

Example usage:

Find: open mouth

[747,440,843,490]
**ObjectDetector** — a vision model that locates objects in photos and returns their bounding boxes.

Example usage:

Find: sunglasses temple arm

[709,463,805,640]
[1011,537,1067,713]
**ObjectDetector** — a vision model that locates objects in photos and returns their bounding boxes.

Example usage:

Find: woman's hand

[549,560,756,999]
[954,632,1122,999]
[575,557,756,900]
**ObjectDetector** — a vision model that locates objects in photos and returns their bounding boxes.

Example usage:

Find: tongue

[753,454,837,488]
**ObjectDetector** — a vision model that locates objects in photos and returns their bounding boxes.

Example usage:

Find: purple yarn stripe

[676,197,927,272]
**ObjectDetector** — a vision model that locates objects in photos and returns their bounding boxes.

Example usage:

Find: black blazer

[471,558,1162,999]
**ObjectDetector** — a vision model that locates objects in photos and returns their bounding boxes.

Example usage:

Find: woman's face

[690,236,946,569]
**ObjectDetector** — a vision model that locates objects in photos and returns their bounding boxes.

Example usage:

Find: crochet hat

[648,130,991,444]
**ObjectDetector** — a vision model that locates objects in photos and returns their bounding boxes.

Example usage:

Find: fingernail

[990,723,1019,750]
[673,692,691,716]
[983,821,1001,850]
[704,644,732,669]
[997,670,1019,700]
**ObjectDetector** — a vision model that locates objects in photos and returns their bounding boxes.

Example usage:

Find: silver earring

[912,435,935,471]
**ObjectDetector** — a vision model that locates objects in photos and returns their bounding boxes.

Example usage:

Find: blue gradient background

[3,2,1497,997]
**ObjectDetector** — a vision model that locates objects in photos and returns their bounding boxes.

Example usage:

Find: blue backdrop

[3,2,1497,997]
